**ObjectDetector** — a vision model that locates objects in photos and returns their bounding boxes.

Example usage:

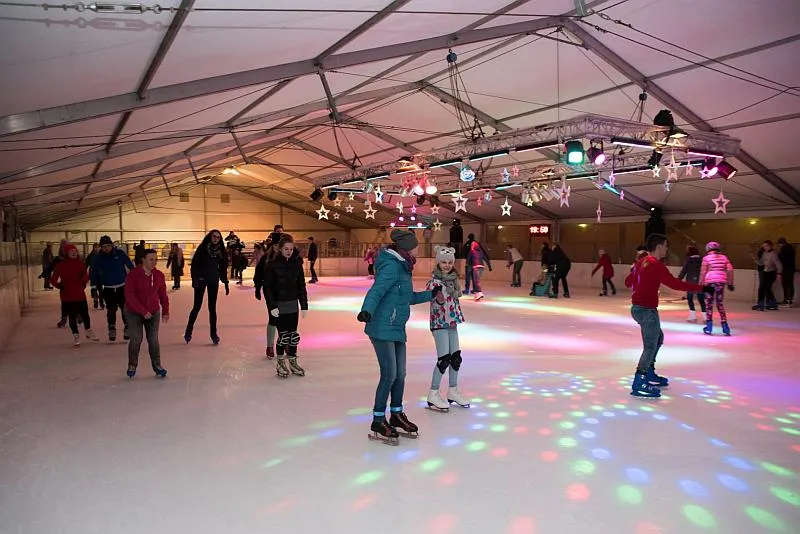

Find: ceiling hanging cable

[446,49,484,142]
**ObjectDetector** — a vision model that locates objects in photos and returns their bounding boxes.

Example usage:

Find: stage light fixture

[716,160,737,180]
[647,151,663,168]
[310,188,323,201]
[703,158,719,177]
[416,195,426,206]
[412,181,425,196]
[565,140,585,164]
[425,182,438,195]
[327,191,337,202]
[586,143,606,165]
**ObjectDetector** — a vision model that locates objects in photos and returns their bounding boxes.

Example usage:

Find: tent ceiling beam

[563,21,800,204]
[0,16,566,136]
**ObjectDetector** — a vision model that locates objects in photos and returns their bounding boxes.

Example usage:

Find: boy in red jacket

[50,244,99,346]
[124,249,169,378]
[624,234,713,398]
[592,249,616,296]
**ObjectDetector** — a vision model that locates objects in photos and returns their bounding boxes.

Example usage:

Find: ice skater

[91,236,134,342]
[624,234,713,398]
[185,229,230,345]
[166,243,185,290]
[253,232,283,359]
[50,244,99,346]
[699,241,735,336]
[677,245,705,322]
[425,246,468,411]
[466,237,492,301]
[85,243,105,309]
[258,234,308,378]
[591,248,616,296]
[357,229,442,445]
[124,249,169,378]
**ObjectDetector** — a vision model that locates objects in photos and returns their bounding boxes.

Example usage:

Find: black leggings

[64,301,91,334]
[275,312,300,357]
[552,269,571,296]
[102,287,128,327]
[186,281,219,337]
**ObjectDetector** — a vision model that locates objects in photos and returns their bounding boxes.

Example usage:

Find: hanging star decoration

[333,197,343,207]
[432,219,442,232]
[500,197,512,216]
[608,172,616,188]
[374,185,384,204]
[363,203,376,219]
[411,204,417,214]
[348,192,355,201]
[512,165,520,177]
[501,168,510,183]
[700,166,710,179]
[453,193,468,213]
[664,181,672,192]
[619,189,625,200]
[558,182,571,208]
[712,191,730,214]
[667,153,680,182]
[430,204,440,214]
[396,201,404,214]
[476,197,483,207]
[596,202,602,223]
[316,204,330,220]
[345,204,354,213]
[651,164,662,178]
[685,162,694,177]
[333,212,340,220]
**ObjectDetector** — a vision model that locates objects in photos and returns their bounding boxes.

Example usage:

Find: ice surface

[1,278,799,534]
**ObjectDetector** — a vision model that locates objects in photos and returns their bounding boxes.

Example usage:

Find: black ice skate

[389,411,419,438]
[368,418,399,446]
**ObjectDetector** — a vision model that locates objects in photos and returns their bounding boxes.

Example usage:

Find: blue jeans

[631,305,664,374]
[464,265,473,293]
[371,339,407,419]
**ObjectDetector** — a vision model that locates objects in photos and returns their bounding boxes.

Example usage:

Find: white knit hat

[435,245,456,263]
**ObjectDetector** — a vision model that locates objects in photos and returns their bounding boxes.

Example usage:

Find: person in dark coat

[592,248,616,297]
[777,237,796,306]
[133,240,147,266]
[41,242,54,290]
[540,242,552,268]
[165,242,185,290]
[184,229,229,345]
[85,243,105,309]
[307,236,319,284]
[677,244,706,321]
[548,244,572,298]
[257,234,308,378]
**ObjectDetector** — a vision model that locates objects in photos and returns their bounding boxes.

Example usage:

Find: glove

[702,285,715,294]
[357,311,371,323]
[224,283,230,296]
[727,284,735,292]
[270,308,279,318]
[301,310,307,319]
[255,290,261,301]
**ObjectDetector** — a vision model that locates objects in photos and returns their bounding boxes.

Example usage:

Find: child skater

[260,234,308,378]
[624,234,713,398]
[591,248,616,296]
[425,246,469,411]
[51,244,99,346]
[357,229,443,445]
[677,244,706,322]
[253,233,283,359]
[699,241,735,336]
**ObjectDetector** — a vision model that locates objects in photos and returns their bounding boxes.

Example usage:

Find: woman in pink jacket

[699,241,735,336]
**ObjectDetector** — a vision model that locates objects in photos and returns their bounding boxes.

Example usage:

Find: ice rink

[1,277,799,534]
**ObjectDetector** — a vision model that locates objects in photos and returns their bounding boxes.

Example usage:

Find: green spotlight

[565,140,585,165]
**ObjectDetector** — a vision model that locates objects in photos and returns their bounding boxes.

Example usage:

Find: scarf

[395,247,416,271]
[207,241,222,259]
[433,266,461,298]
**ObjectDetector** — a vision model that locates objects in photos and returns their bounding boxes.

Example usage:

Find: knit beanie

[705,241,720,252]
[63,244,78,255]
[268,232,282,245]
[99,235,113,246]
[435,245,455,263]
[390,229,418,251]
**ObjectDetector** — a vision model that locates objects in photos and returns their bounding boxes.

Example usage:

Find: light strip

[687,149,723,158]
[429,158,463,169]
[611,136,655,148]
[366,172,390,181]
[469,149,509,162]
[515,141,561,153]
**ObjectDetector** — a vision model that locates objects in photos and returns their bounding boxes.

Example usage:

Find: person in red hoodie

[124,249,169,379]
[50,244,99,346]
[592,248,616,296]
[624,234,713,398]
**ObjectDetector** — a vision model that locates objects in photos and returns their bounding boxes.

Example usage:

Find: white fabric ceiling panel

[0,115,120,174]
[335,0,514,54]
[0,2,181,114]
[99,140,200,173]
[476,0,578,30]
[0,163,99,199]
[724,121,800,173]
[149,0,384,88]
[234,75,332,122]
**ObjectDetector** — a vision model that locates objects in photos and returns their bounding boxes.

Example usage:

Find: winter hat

[268,232,282,245]
[705,241,720,252]
[63,244,78,255]
[99,235,113,246]
[435,245,456,263]
[390,229,418,251]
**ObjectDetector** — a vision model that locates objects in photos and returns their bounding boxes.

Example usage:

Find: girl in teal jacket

[358,229,442,444]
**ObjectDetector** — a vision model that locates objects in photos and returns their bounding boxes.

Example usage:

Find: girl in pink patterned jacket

[425,246,468,411]
[699,241,735,336]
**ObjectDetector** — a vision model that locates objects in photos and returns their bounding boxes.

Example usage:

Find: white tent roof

[1,0,798,228]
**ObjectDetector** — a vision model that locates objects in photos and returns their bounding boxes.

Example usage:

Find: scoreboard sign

[528,224,552,236]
